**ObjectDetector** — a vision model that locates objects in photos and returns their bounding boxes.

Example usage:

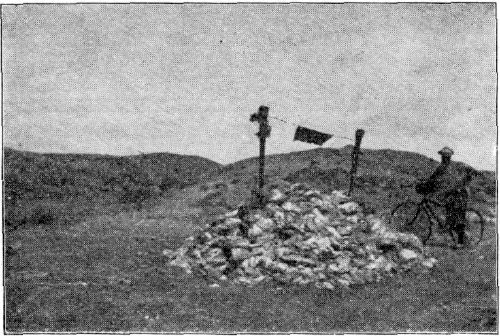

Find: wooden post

[348,129,365,196]
[250,106,271,204]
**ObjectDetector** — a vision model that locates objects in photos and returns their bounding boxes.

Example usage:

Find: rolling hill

[199,145,495,217]
[4,147,222,229]
[4,145,495,231]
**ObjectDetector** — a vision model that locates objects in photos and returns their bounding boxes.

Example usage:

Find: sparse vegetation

[4,145,496,332]
[3,147,221,230]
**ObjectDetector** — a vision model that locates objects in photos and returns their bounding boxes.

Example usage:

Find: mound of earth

[164,183,437,289]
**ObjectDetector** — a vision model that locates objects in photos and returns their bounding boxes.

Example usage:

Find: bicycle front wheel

[390,201,432,243]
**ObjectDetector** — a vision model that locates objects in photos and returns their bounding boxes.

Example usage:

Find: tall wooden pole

[250,106,271,204]
[348,129,365,196]
[259,136,266,190]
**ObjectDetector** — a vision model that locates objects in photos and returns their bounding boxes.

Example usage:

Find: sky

[2,3,497,170]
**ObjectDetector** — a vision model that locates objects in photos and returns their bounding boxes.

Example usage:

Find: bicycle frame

[423,198,445,226]
[401,196,449,241]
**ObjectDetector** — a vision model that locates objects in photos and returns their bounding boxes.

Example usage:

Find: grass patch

[5,188,497,332]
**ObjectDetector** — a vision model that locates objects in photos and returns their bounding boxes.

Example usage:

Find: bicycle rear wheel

[449,208,485,246]
[390,201,432,243]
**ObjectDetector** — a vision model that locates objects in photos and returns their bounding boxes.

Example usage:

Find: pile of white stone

[163,183,437,289]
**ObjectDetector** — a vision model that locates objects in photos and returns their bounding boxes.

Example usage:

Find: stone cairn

[163,183,437,289]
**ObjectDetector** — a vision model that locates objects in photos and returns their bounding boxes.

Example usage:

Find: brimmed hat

[438,147,454,157]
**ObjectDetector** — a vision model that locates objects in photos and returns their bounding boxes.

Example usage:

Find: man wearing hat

[417,147,471,247]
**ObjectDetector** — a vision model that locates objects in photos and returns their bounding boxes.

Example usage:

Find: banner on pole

[293,126,332,146]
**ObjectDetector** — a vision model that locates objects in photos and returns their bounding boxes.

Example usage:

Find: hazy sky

[3,3,497,170]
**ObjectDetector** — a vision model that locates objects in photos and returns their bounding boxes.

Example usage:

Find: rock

[275,246,292,258]
[299,213,316,231]
[223,209,239,218]
[310,197,324,208]
[281,254,316,266]
[282,202,302,213]
[252,246,273,257]
[298,201,315,213]
[321,195,333,205]
[225,217,242,226]
[304,236,331,251]
[337,278,351,286]
[284,212,298,224]
[169,255,192,274]
[270,261,290,273]
[273,211,285,221]
[399,248,419,261]
[328,256,350,273]
[256,233,276,244]
[228,237,251,248]
[265,203,282,214]
[367,216,386,234]
[328,236,341,249]
[323,281,335,290]
[375,230,423,253]
[421,257,438,268]
[328,219,343,227]
[248,224,264,238]
[338,202,360,215]
[304,189,322,198]
[337,255,351,269]
[199,232,214,243]
[247,211,267,223]
[216,217,242,231]
[346,215,360,224]
[312,208,329,227]
[165,184,434,289]
[253,275,266,283]
[325,226,342,240]
[162,248,176,258]
[270,189,287,203]
[299,267,315,279]
[317,272,327,280]
[366,256,387,270]
[364,243,380,255]
[315,237,332,251]
[384,261,398,273]
[205,248,227,265]
[337,226,353,236]
[395,232,424,253]
[237,276,265,285]
[243,256,258,269]
[255,217,275,231]
[241,260,264,276]
[231,248,251,261]
[331,190,350,204]
[290,183,308,192]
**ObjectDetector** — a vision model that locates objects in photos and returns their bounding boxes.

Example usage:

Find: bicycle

[390,191,485,246]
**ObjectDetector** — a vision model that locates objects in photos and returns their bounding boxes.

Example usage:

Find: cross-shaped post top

[250,105,271,139]
[250,105,269,122]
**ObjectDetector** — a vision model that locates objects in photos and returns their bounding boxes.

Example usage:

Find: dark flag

[293,126,332,145]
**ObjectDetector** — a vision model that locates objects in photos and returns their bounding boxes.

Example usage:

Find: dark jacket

[417,162,470,202]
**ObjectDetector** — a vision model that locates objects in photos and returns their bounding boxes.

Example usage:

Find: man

[416,147,474,247]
